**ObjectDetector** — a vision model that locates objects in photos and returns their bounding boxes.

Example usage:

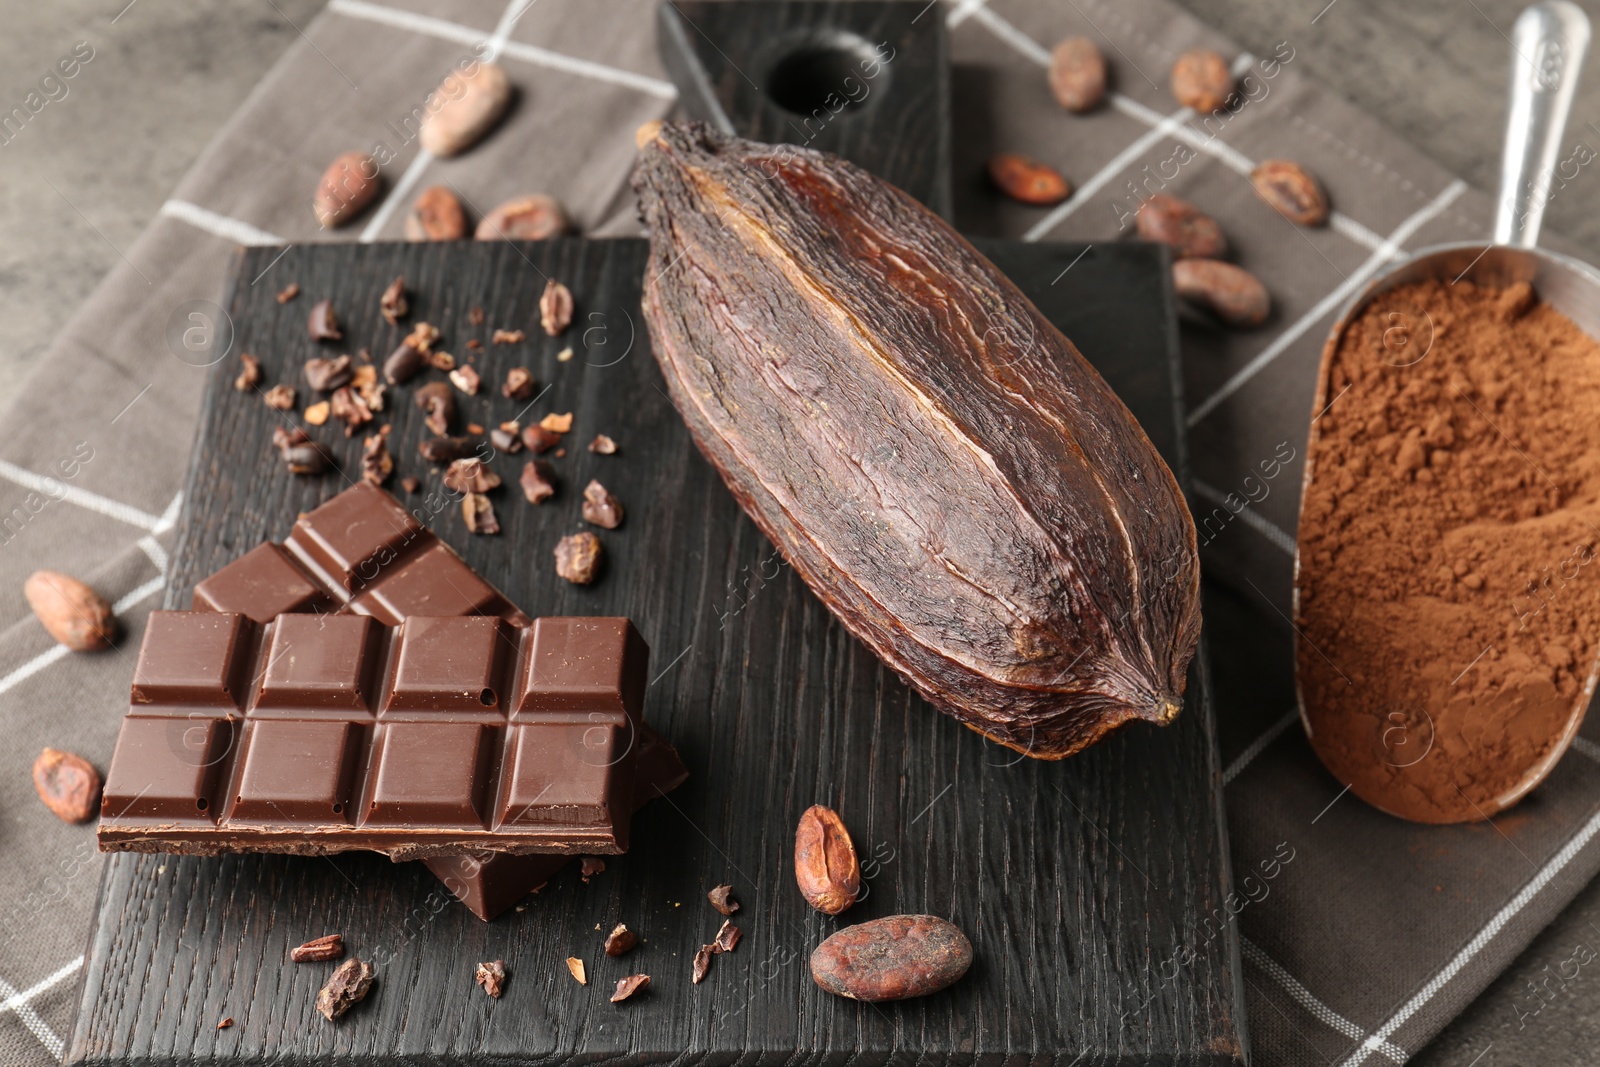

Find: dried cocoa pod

[1251,159,1330,226]
[406,185,468,241]
[793,805,859,914]
[1172,258,1271,328]
[811,915,972,1002]
[1136,194,1227,260]
[1170,49,1233,113]
[633,123,1200,757]
[24,570,117,652]
[1048,36,1106,112]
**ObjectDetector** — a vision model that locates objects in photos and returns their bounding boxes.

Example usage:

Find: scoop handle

[1495,0,1591,247]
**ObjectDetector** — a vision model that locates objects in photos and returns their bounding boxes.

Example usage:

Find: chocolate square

[516,617,647,721]
[364,722,491,826]
[191,543,328,623]
[349,542,509,625]
[101,716,234,821]
[231,720,362,822]
[383,616,512,715]
[286,482,425,594]
[496,722,630,835]
[131,612,251,709]
[256,614,378,713]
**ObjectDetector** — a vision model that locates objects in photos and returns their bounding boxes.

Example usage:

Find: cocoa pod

[313,151,382,229]
[24,570,116,651]
[633,123,1200,758]
[406,185,468,241]
[1173,258,1271,328]
[420,62,511,157]
[793,805,860,914]
[1251,159,1330,226]
[1048,36,1106,112]
[475,195,570,241]
[1170,50,1233,113]
[1136,194,1227,260]
[32,748,100,823]
[810,915,972,1002]
[987,154,1070,206]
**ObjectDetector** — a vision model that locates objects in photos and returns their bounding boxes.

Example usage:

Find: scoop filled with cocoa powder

[1293,1,1599,822]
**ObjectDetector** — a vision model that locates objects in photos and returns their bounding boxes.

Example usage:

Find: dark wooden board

[64,235,1243,1066]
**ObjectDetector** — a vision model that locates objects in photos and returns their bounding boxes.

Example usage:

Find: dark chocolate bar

[192,483,529,626]
[98,611,648,859]
[427,721,691,920]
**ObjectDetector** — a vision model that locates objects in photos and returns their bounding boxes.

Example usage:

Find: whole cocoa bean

[1048,36,1106,113]
[1170,50,1233,113]
[405,185,468,241]
[810,915,973,1002]
[1136,194,1228,260]
[24,570,116,651]
[476,194,570,241]
[793,804,859,914]
[1173,258,1271,328]
[987,154,1071,206]
[33,748,100,823]
[313,151,382,229]
[420,62,512,157]
[1251,159,1330,227]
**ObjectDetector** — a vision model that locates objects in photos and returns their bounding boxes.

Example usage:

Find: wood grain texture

[64,236,1242,1065]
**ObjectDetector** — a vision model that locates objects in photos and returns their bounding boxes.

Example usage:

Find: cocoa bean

[420,62,512,157]
[24,570,116,652]
[32,748,100,823]
[810,915,972,1002]
[1170,49,1232,113]
[405,185,468,241]
[313,151,382,229]
[987,154,1070,206]
[1048,36,1106,112]
[383,341,429,385]
[380,276,408,325]
[540,279,574,336]
[793,804,859,915]
[414,381,456,436]
[476,194,569,241]
[1135,194,1228,260]
[1251,159,1330,226]
[1172,258,1271,328]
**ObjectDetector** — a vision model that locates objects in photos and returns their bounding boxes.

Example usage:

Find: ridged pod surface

[632,123,1200,758]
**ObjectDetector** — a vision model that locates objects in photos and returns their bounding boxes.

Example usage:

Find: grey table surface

[3,1,1597,1065]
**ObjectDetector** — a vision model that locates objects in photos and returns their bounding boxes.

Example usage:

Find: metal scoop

[1293,0,1595,822]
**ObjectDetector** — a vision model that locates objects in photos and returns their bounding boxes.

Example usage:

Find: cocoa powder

[1297,279,1600,823]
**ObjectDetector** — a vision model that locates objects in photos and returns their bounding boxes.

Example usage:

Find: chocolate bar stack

[96,483,687,919]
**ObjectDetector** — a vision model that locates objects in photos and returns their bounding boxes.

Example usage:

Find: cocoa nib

[581,480,624,529]
[382,342,427,385]
[521,424,561,454]
[520,460,557,504]
[262,384,296,411]
[475,960,507,999]
[380,276,408,325]
[400,476,421,493]
[502,367,535,400]
[540,279,574,336]
[33,748,100,823]
[304,354,353,392]
[555,532,602,583]
[315,957,374,1021]
[588,434,617,455]
[234,353,261,392]
[489,426,523,454]
[463,493,500,534]
[414,381,456,436]
[449,365,481,395]
[290,933,345,963]
[492,328,525,345]
[272,426,330,475]
[708,884,739,916]
[581,857,606,881]
[610,974,650,1004]
[307,298,342,341]
[468,305,485,326]
[419,436,475,464]
[361,430,393,487]
[603,923,638,957]
[540,412,573,433]
[692,944,714,984]
[406,321,441,351]
[713,919,743,954]
[443,457,501,494]
[276,282,300,304]
[329,387,373,435]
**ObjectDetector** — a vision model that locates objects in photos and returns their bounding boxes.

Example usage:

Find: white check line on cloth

[1192,479,1297,557]
[0,956,82,1058]
[0,458,169,532]
[1243,938,1408,1063]
[1185,179,1466,428]
[1223,707,1298,784]
[1342,800,1600,1066]
[327,0,677,98]
[158,200,285,246]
